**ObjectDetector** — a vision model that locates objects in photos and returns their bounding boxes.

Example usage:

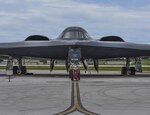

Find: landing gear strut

[6,56,13,73]
[6,57,27,75]
[121,57,136,76]
[68,48,81,81]
[14,58,27,75]
[135,57,142,72]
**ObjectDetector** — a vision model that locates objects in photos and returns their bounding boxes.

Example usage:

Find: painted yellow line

[56,81,99,115]
[57,106,76,115]
[74,81,78,105]
[74,81,97,115]
[77,106,96,115]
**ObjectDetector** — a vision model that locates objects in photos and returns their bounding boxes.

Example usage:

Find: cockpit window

[62,31,89,39]
[57,27,92,40]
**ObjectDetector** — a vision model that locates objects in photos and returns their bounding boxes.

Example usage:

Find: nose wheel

[69,68,80,81]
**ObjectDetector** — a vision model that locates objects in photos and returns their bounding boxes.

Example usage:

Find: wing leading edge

[0,40,150,59]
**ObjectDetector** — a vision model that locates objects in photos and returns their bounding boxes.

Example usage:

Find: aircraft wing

[1,27,148,75]
[0,40,150,59]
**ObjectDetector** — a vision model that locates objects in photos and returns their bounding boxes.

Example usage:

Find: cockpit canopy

[58,27,91,40]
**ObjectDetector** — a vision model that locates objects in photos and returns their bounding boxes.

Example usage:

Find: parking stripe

[55,81,100,115]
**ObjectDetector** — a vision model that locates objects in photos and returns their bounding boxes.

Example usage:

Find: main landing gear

[121,67,136,76]
[121,57,136,76]
[6,57,27,75]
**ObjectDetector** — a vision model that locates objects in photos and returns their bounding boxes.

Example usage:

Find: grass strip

[0,66,150,71]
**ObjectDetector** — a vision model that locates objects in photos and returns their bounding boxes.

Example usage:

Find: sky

[0,0,150,43]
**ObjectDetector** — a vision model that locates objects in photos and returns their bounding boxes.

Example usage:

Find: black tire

[21,66,27,74]
[121,67,127,76]
[78,70,80,81]
[69,69,73,78]
[71,76,74,81]
[130,67,136,75]
[13,66,18,75]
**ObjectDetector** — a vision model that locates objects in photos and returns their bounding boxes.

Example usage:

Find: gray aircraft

[0,26,149,78]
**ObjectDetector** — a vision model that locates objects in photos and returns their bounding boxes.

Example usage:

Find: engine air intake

[25,35,49,41]
[100,36,125,42]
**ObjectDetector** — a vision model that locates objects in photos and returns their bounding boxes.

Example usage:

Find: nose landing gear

[69,66,80,81]
[68,48,81,81]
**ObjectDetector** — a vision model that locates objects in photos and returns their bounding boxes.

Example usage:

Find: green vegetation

[26,66,122,71]
[0,58,150,71]
[142,59,150,65]
[0,66,6,69]
[1,65,150,71]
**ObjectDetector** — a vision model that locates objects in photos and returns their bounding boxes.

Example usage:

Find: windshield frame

[62,30,89,40]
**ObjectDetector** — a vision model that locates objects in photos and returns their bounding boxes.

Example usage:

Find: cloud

[0,0,150,43]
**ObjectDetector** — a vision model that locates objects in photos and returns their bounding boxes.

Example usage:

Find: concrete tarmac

[0,72,150,115]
